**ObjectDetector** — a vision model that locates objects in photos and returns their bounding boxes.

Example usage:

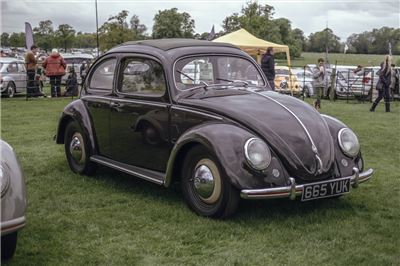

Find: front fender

[321,114,364,176]
[164,123,289,190]
[55,99,97,154]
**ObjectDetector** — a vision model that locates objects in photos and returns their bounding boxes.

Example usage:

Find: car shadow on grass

[78,165,367,224]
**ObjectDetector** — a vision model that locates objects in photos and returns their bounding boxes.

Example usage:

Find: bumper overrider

[241,167,373,200]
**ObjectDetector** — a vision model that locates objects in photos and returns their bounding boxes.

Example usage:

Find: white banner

[25,22,34,49]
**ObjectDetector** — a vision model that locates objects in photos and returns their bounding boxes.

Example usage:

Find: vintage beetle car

[55,39,373,218]
[1,140,27,260]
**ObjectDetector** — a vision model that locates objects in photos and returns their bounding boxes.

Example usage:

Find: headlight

[338,128,360,157]
[244,138,271,170]
[0,164,10,197]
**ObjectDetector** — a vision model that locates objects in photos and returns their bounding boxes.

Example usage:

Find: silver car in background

[1,140,27,260]
[0,58,27,97]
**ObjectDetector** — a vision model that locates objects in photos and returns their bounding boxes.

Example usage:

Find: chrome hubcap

[194,165,215,199]
[193,159,221,204]
[69,133,85,164]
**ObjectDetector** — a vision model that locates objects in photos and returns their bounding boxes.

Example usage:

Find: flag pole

[95,0,99,57]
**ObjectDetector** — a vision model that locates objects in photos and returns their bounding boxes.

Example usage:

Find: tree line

[1,2,398,56]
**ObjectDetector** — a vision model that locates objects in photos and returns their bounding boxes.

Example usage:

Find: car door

[81,57,117,158]
[109,56,171,172]
[17,62,27,92]
[7,62,19,89]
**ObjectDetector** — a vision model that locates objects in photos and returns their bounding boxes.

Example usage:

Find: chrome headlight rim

[338,128,360,158]
[244,137,272,171]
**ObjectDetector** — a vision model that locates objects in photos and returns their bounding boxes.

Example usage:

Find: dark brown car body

[56,39,373,217]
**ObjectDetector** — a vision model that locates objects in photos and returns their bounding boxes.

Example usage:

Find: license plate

[301,178,351,201]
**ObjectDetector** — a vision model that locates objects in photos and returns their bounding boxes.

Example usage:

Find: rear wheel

[1,232,17,260]
[181,146,240,218]
[64,120,96,175]
[6,82,16,98]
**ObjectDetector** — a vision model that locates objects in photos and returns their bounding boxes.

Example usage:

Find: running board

[90,155,165,185]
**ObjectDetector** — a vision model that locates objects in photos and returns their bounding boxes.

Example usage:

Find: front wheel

[64,121,96,175]
[181,146,240,218]
[1,232,18,260]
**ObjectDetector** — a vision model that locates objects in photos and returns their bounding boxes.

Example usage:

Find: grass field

[277,52,399,68]
[1,96,399,265]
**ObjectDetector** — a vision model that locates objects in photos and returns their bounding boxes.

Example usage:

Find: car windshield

[174,55,265,90]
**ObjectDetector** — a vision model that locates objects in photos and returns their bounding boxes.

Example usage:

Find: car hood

[178,88,335,180]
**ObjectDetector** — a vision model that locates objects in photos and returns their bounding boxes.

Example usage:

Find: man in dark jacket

[261,47,275,90]
[370,55,392,112]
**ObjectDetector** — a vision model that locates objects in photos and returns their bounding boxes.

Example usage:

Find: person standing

[389,63,397,100]
[312,58,326,110]
[42,49,66,97]
[370,55,392,112]
[25,45,39,96]
[261,47,275,90]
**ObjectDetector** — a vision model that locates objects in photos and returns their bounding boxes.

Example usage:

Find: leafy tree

[8,32,25,47]
[99,10,136,50]
[152,8,195,38]
[74,32,97,48]
[220,2,301,57]
[292,28,307,51]
[1,32,10,47]
[130,14,147,39]
[33,20,55,51]
[346,27,399,55]
[308,28,341,53]
[222,13,241,33]
[55,24,76,52]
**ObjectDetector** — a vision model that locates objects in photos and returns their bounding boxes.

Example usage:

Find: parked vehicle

[1,140,27,260]
[291,68,314,97]
[0,58,27,97]
[61,53,94,84]
[56,39,373,218]
[331,66,374,100]
[274,66,302,96]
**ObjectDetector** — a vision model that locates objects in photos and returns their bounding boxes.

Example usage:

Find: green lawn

[1,96,399,265]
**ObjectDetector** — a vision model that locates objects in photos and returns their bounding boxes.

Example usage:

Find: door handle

[110,102,121,108]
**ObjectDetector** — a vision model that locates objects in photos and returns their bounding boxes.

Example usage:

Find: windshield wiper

[215,77,249,87]
[176,70,209,90]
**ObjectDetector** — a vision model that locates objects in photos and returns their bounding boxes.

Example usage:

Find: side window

[119,58,166,96]
[18,63,26,72]
[89,58,116,90]
[7,62,18,73]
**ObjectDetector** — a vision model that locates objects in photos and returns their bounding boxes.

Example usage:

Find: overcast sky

[1,0,399,41]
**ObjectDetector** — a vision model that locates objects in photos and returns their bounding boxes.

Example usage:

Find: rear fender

[55,99,97,155]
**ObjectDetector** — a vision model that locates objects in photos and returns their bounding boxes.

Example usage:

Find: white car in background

[61,53,94,84]
[0,58,27,97]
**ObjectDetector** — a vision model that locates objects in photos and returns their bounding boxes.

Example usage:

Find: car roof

[0,57,24,63]
[115,38,239,51]
[61,53,94,59]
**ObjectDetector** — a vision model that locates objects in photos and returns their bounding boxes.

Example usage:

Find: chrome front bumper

[241,168,373,200]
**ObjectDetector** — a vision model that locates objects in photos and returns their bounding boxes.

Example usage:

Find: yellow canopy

[213,28,291,66]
